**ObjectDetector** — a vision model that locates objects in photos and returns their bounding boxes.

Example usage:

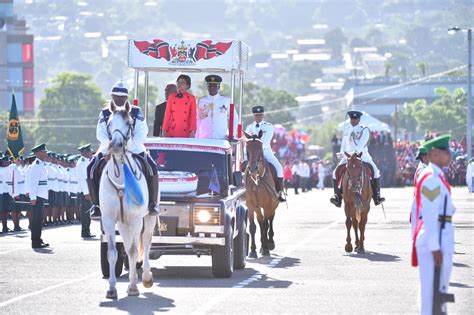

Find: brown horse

[244,130,279,258]
[342,151,372,253]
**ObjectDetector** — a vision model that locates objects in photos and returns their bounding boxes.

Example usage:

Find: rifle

[433,195,455,315]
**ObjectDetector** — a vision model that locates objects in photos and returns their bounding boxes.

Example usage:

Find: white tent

[338,111,390,132]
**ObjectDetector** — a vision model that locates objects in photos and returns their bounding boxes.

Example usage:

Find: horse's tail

[137,219,145,263]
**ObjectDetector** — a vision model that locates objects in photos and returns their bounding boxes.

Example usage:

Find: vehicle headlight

[197,210,211,223]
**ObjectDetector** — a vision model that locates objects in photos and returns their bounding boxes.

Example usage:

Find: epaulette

[81,157,85,162]
[36,160,39,164]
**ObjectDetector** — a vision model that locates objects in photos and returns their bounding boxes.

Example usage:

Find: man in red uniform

[162,74,197,137]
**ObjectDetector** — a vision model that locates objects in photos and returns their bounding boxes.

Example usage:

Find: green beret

[424,134,451,152]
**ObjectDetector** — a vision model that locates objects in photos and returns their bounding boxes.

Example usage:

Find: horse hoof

[143,278,154,288]
[248,251,258,259]
[358,247,365,254]
[127,286,140,296]
[345,244,353,253]
[106,289,117,299]
[262,248,270,256]
[268,241,275,251]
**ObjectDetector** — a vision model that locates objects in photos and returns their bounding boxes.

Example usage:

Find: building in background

[0,0,34,113]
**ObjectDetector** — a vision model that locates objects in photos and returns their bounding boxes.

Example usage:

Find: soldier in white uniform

[76,144,95,238]
[466,157,473,193]
[245,105,285,202]
[317,161,326,190]
[87,81,159,219]
[330,110,385,207]
[414,146,429,188]
[411,134,455,315]
[196,75,238,139]
[27,143,50,249]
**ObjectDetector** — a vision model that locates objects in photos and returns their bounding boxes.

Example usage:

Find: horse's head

[107,101,133,153]
[244,130,264,174]
[344,151,364,192]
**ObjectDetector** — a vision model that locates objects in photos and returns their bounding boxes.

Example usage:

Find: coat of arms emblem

[170,41,196,66]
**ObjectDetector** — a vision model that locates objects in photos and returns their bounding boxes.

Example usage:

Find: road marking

[0,272,100,308]
[0,248,23,255]
[193,220,339,314]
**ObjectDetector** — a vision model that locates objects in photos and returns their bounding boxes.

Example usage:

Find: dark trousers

[80,194,91,234]
[31,197,45,245]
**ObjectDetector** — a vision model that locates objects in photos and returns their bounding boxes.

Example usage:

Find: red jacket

[163,92,197,137]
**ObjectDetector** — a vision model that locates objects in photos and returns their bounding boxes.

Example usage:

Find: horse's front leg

[141,215,156,289]
[255,209,270,256]
[267,216,275,251]
[344,205,353,253]
[358,211,368,253]
[248,207,258,259]
[352,215,360,252]
[121,223,140,296]
[103,218,118,299]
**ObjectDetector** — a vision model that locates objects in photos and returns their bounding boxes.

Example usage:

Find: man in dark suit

[153,84,177,136]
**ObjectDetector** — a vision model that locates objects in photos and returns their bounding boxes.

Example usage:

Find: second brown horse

[342,151,372,253]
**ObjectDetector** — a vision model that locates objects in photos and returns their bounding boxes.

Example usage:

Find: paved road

[0,187,472,314]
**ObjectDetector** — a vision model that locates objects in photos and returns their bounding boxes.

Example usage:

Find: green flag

[7,94,24,160]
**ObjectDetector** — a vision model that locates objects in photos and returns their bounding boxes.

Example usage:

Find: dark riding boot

[147,175,159,216]
[276,177,286,202]
[87,179,101,220]
[330,179,342,208]
[371,178,385,206]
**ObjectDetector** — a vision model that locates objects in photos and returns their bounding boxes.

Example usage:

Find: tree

[242,83,298,127]
[34,72,105,152]
[324,27,347,61]
[414,88,467,139]
[395,99,427,133]
[129,84,159,122]
[416,62,427,77]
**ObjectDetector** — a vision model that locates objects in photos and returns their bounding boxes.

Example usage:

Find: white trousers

[264,149,283,177]
[416,246,453,315]
[317,175,325,189]
[332,154,381,179]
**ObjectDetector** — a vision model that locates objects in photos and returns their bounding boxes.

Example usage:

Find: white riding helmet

[111,81,129,97]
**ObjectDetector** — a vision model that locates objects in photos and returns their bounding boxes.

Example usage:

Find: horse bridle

[246,137,266,186]
[346,156,364,193]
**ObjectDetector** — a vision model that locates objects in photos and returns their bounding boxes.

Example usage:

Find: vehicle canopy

[128,38,249,139]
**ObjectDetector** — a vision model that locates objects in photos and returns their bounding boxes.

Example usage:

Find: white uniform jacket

[96,104,148,155]
[196,94,238,139]
[76,156,90,195]
[466,161,473,192]
[12,164,26,197]
[245,121,283,177]
[27,159,49,201]
[415,163,455,253]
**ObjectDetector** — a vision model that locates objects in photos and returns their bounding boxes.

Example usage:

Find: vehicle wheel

[211,225,234,278]
[233,218,247,270]
[101,242,124,278]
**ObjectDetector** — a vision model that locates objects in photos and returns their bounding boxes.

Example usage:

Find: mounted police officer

[245,105,286,202]
[330,110,385,207]
[87,81,159,219]
[196,75,238,139]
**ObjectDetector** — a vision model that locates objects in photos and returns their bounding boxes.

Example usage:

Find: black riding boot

[330,179,342,208]
[276,177,286,202]
[86,179,101,219]
[147,175,159,216]
[371,178,385,206]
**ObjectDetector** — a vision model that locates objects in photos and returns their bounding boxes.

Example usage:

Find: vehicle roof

[145,137,232,155]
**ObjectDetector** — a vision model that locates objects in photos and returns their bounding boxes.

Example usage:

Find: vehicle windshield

[149,149,228,195]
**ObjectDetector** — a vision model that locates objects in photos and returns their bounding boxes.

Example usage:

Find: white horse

[100,103,157,299]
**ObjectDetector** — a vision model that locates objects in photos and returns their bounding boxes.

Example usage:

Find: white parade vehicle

[100,38,250,278]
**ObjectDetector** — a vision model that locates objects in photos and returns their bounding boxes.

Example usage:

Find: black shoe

[373,196,385,206]
[278,192,286,202]
[13,226,24,232]
[81,232,96,238]
[148,204,159,216]
[330,195,342,208]
[32,243,49,249]
[2,228,13,233]
[90,205,101,220]
[40,239,50,247]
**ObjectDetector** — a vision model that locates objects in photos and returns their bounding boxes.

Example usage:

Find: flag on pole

[208,164,220,194]
[7,94,24,160]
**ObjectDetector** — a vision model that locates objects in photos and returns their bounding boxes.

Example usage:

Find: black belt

[438,215,452,222]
